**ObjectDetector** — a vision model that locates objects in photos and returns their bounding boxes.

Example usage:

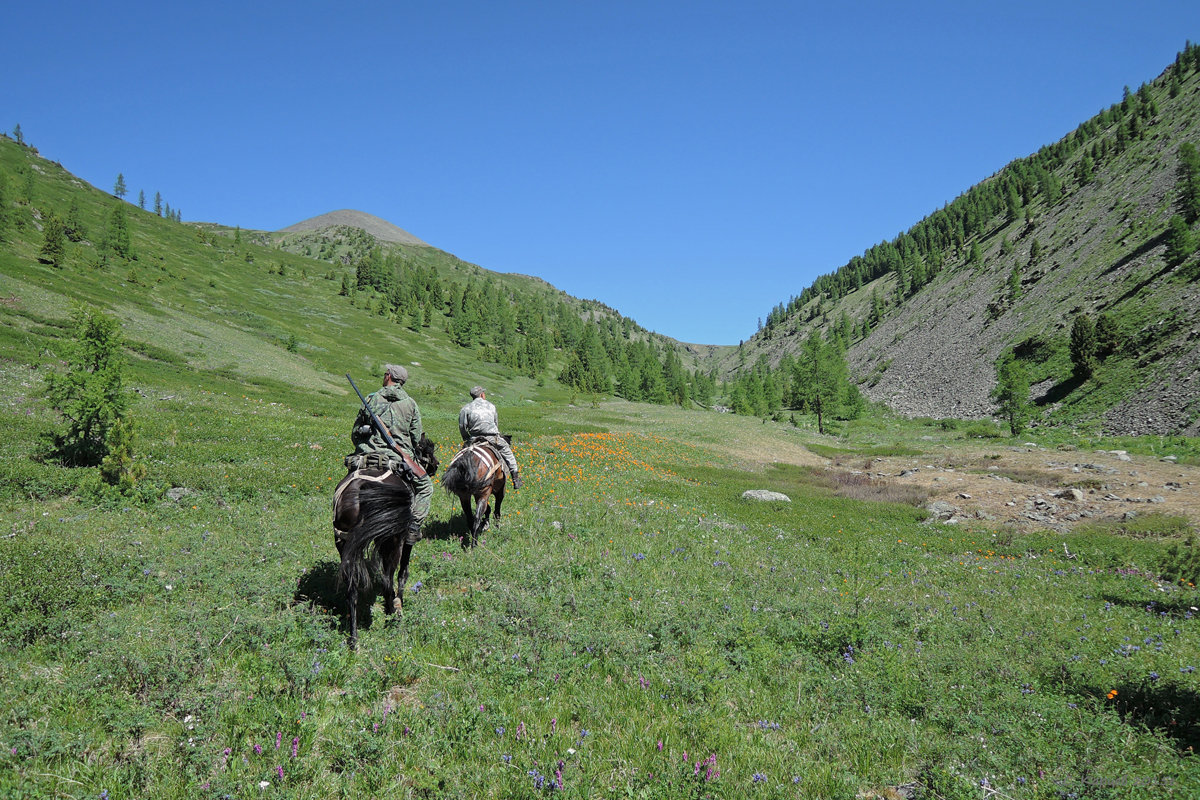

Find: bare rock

[742,490,791,502]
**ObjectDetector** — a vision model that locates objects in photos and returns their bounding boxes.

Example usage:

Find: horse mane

[336,477,414,593]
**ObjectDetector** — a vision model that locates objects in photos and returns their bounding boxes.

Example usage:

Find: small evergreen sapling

[1070,314,1098,381]
[37,211,66,267]
[44,306,131,466]
[991,351,1031,436]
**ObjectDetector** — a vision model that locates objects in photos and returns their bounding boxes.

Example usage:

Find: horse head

[417,433,439,477]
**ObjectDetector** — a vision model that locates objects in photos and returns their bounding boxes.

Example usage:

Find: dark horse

[332,434,438,648]
[440,437,508,547]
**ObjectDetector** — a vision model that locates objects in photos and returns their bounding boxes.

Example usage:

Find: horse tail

[440,451,478,497]
[337,479,414,593]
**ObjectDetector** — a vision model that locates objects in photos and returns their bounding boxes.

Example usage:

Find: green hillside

[725,43,1200,437]
[0,133,714,426]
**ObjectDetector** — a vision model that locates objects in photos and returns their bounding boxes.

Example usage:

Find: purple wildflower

[275,731,282,749]
[276,765,284,780]
[291,737,299,758]
[752,772,767,783]
[253,744,263,755]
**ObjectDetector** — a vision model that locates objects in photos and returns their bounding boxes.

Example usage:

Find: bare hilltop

[278,209,430,247]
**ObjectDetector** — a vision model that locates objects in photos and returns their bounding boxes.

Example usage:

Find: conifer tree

[103,201,131,259]
[1165,214,1195,266]
[1177,142,1200,224]
[1070,314,1098,381]
[113,173,127,199]
[65,197,86,242]
[12,123,24,145]
[1094,312,1120,360]
[1007,264,1022,302]
[792,332,848,434]
[154,191,162,216]
[44,305,131,466]
[991,351,1031,435]
[138,189,145,210]
[38,211,66,267]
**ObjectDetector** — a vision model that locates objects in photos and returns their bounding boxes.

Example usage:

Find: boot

[407,517,422,543]
[512,472,522,490]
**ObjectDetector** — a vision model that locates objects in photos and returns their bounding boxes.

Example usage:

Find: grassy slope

[2,140,1200,798]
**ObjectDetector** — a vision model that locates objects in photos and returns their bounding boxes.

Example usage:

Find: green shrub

[1160,533,1200,587]
[963,420,1004,439]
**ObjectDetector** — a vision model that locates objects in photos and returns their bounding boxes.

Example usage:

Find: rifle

[346,373,427,479]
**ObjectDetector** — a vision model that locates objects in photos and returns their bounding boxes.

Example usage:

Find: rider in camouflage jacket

[458,385,521,489]
[348,364,433,533]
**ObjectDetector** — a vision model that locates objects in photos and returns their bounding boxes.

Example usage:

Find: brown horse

[332,434,438,648]
[440,437,508,547]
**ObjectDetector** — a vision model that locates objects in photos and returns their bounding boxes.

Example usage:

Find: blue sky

[5,1,1200,344]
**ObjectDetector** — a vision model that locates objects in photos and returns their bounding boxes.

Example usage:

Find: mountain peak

[278,209,430,247]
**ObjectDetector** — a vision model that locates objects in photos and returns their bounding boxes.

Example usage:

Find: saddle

[449,439,507,479]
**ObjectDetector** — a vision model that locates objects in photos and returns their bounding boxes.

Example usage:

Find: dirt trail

[843,445,1199,533]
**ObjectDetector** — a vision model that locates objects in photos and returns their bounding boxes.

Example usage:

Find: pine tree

[1177,142,1200,224]
[1070,314,1098,381]
[113,173,127,199]
[793,332,848,434]
[154,191,162,216]
[44,305,131,465]
[1094,312,1120,360]
[38,211,66,267]
[1007,264,1022,302]
[1165,214,1195,266]
[99,416,147,491]
[991,351,1031,435]
[12,123,24,145]
[138,189,145,210]
[65,197,86,242]
[103,201,131,259]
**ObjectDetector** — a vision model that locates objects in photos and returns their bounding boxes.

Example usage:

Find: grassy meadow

[3,382,1200,798]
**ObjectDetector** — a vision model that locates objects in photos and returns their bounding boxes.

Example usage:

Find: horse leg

[379,534,401,616]
[471,489,492,546]
[347,580,359,649]
[459,494,474,536]
[494,480,505,522]
[395,541,414,613]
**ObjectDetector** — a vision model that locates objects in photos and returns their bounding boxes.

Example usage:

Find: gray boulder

[742,490,791,502]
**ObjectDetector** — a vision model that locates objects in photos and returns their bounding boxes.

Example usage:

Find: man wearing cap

[350,364,433,539]
[458,386,521,489]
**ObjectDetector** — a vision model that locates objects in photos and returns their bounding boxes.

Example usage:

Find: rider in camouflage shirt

[458,385,521,488]
[350,364,433,535]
